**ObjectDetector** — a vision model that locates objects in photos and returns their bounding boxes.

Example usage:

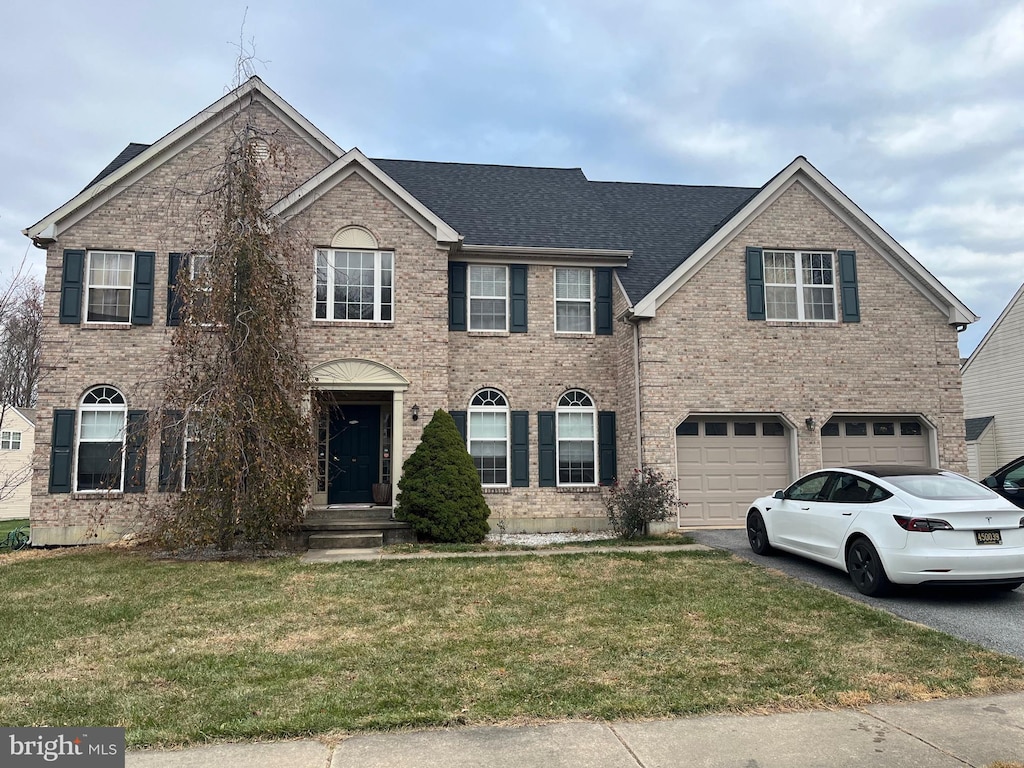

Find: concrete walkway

[127,691,1024,767]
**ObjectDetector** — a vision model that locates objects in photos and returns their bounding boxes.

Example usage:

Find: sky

[2,0,1022,357]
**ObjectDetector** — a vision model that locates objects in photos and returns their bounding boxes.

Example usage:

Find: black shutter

[595,267,613,335]
[510,264,528,333]
[49,409,76,493]
[450,410,467,443]
[746,247,766,320]
[159,410,184,492]
[538,411,556,487]
[511,410,529,487]
[125,410,148,493]
[838,250,860,323]
[448,262,467,331]
[598,411,617,486]
[59,250,85,324]
[131,252,155,325]
[167,253,186,326]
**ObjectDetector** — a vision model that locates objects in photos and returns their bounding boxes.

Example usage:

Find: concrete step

[308,532,383,549]
[304,519,410,532]
[304,507,394,525]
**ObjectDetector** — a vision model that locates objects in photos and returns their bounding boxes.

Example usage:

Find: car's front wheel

[747,510,773,555]
[846,537,891,597]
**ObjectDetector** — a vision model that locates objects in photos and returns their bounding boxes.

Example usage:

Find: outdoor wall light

[805,416,816,431]
[411,404,420,421]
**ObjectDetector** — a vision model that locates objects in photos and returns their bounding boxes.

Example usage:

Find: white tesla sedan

[746,465,1024,596]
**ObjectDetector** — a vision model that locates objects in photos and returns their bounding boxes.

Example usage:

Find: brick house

[22,77,977,546]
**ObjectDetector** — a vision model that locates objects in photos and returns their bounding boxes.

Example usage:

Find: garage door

[676,417,791,527]
[820,418,929,467]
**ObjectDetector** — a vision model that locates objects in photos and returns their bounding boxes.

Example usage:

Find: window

[0,431,21,450]
[787,472,831,502]
[182,417,202,490]
[557,390,596,485]
[469,265,507,331]
[314,249,394,322]
[554,268,593,333]
[86,251,134,323]
[468,389,509,486]
[76,386,127,491]
[763,250,836,321]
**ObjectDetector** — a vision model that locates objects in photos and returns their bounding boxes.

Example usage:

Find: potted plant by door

[372,483,392,505]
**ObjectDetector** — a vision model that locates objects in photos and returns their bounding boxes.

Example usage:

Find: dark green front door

[327,404,380,504]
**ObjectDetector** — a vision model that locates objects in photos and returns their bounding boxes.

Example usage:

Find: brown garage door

[820,418,929,467]
[676,417,791,527]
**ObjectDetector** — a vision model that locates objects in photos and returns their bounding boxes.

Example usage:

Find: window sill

[483,487,512,495]
[72,491,124,500]
[764,320,841,329]
[81,323,133,331]
[554,332,596,339]
[467,330,510,337]
[556,486,601,494]
[312,320,394,328]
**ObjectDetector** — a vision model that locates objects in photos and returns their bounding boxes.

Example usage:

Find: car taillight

[893,516,954,532]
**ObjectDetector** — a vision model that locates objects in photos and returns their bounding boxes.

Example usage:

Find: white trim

[74,386,127,493]
[84,250,135,325]
[553,267,595,334]
[960,281,1024,375]
[556,389,598,487]
[313,248,395,324]
[459,244,632,264]
[763,249,838,322]
[631,157,977,327]
[270,147,461,245]
[468,388,511,488]
[468,264,509,332]
[24,77,343,244]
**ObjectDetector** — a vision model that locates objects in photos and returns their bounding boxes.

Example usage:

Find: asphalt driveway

[690,528,1024,660]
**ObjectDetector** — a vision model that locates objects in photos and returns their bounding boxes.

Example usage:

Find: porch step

[304,506,394,525]
[308,532,383,549]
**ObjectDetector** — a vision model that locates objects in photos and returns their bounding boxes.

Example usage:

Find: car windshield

[884,472,998,501]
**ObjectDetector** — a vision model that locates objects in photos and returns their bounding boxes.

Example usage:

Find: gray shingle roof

[965,416,994,442]
[83,143,150,191]
[88,147,761,305]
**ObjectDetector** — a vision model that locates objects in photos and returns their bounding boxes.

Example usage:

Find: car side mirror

[773,490,785,499]
[982,475,999,489]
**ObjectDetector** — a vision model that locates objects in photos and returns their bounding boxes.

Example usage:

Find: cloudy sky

[3,0,1022,356]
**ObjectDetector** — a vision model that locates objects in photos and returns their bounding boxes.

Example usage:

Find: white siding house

[0,406,35,520]
[962,282,1024,477]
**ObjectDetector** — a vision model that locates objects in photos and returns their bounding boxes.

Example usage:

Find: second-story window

[555,267,593,333]
[469,265,507,331]
[763,250,836,321]
[314,249,394,322]
[86,251,134,323]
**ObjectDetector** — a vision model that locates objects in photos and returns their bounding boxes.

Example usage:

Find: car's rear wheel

[846,537,891,597]
[993,582,1023,592]
[747,510,773,555]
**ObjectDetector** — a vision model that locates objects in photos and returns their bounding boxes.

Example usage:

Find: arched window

[557,390,596,485]
[468,388,510,486]
[77,386,127,491]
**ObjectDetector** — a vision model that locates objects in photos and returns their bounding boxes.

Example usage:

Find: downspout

[631,317,643,470]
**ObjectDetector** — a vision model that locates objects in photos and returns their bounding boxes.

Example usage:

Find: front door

[327,404,380,504]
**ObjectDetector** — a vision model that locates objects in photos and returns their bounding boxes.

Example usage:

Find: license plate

[975,530,1003,545]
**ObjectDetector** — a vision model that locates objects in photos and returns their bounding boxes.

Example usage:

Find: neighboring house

[0,406,35,520]
[962,282,1024,477]
[22,78,977,546]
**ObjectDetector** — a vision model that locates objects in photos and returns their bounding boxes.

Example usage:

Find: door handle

[801,507,810,511]
[842,512,853,516]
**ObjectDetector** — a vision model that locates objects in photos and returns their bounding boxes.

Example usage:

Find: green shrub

[395,409,491,543]
[604,467,680,538]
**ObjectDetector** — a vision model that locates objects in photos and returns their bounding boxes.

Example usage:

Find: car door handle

[801,507,810,510]
[842,512,853,516]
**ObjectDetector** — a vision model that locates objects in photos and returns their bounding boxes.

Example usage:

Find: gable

[961,281,1024,376]
[24,77,343,246]
[630,157,977,328]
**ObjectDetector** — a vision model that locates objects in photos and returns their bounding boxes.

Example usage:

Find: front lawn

[1,547,1022,747]
[0,518,28,540]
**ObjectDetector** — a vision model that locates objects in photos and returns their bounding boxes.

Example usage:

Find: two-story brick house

[23,77,977,546]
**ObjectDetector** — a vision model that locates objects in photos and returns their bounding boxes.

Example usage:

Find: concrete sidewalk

[127,691,1024,767]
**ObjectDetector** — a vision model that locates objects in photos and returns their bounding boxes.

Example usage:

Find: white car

[746,465,1024,596]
